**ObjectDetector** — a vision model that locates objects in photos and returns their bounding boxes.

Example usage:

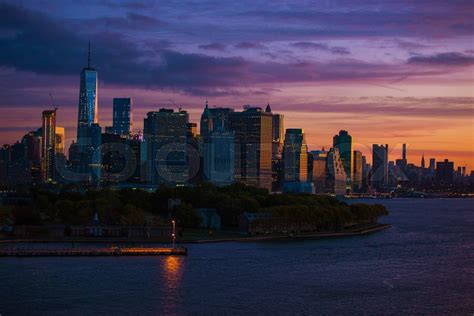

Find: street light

[171,220,176,249]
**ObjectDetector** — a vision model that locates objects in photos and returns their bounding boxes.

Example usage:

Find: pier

[0,247,187,257]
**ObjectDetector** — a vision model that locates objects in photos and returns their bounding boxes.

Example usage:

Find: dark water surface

[1,198,473,315]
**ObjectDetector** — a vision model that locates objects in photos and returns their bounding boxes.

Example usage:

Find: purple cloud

[291,42,350,55]
[234,42,266,49]
[198,43,227,51]
[408,52,474,66]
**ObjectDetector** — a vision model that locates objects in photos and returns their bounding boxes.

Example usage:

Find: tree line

[0,183,388,229]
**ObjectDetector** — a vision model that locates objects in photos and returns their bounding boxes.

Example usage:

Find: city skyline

[0,0,473,170]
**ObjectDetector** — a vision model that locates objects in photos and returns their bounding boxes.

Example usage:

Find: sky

[0,0,473,170]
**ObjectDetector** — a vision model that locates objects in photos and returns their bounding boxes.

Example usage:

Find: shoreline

[0,224,391,244]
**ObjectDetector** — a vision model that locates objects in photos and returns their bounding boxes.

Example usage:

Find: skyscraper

[326,148,347,195]
[429,158,436,170]
[282,128,311,193]
[143,109,189,185]
[203,130,235,186]
[283,129,308,182]
[41,109,56,181]
[309,150,327,194]
[22,131,42,182]
[333,130,353,191]
[228,106,272,191]
[265,103,285,192]
[112,98,132,137]
[372,144,389,189]
[199,101,234,137]
[353,150,363,192]
[77,41,98,144]
[55,126,65,155]
[436,159,454,185]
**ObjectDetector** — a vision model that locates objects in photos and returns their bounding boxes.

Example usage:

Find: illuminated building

[228,106,273,191]
[55,126,65,155]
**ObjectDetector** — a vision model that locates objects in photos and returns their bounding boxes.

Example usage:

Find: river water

[0,198,473,315]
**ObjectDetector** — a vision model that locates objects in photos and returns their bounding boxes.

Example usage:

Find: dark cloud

[0,2,469,98]
[395,39,430,50]
[87,12,166,30]
[408,52,474,66]
[330,47,350,55]
[198,43,227,51]
[291,42,350,55]
[243,1,474,39]
[234,42,266,49]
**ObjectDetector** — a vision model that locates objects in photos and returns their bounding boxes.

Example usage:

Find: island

[0,183,389,243]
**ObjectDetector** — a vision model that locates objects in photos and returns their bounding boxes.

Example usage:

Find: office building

[353,150,363,192]
[228,107,272,191]
[41,109,56,181]
[282,128,312,193]
[143,109,189,185]
[55,126,65,155]
[436,159,454,185]
[265,103,284,192]
[112,98,132,137]
[372,144,389,189]
[333,130,353,191]
[77,41,99,145]
[310,150,328,194]
[326,148,347,195]
[203,131,235,186]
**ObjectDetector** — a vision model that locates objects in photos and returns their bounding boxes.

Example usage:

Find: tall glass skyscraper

[77,42,98,144]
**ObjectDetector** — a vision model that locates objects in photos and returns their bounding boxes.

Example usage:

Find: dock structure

[0,247,187,257]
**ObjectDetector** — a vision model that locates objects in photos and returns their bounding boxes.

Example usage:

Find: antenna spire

[88,38,91,68]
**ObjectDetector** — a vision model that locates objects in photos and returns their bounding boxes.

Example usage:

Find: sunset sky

[0,0,473,170]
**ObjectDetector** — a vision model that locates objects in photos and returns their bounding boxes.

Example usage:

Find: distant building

[310,150,327,194]
[429,158,436,171]
[396,143,408,169]
[199,101,234,137]
[333,130,353,191]
[143,109,188,185]
[77,41,98,147]
[265,104,284,192]
[55,126,65,155]
[353,150,363,192]
[326,148,346,195]
[203,130,235,186]
[112,98,132,137]
[41,109,56,182]
[228,107,273,191]
[283,128,312,193]
[436,159,454,185]
[186,122,197,138]
[22,131,42,183]
[372,144,389,190]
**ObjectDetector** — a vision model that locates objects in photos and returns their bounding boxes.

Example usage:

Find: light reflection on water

[160,256,184,314]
